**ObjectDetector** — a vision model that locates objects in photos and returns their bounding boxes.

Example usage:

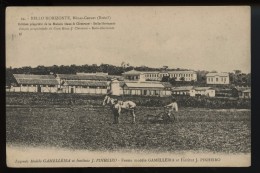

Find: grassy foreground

[6,104,250,153]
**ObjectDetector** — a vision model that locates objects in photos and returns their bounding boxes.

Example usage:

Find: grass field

[6,103,251,154]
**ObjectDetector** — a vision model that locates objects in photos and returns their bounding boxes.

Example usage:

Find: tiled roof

[106,75,125,81]
[56,74,107,81]
[168,71,195,74]
[13,74,59,85]
[206,73,229,77]
[124,82,165,88]
[64,80,108,87]
[143,71,160,74]
[172,86,194,91]
[235,87,251,92]
[194,87,214,91]
[13,74,56,79]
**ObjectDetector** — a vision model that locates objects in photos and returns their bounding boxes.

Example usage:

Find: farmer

[112,99,121,124]
[163,97,178,119]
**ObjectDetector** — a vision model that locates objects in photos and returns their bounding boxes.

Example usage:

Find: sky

[6,6,251,73]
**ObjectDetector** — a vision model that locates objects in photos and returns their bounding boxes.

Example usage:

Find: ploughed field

[6,103,250,153]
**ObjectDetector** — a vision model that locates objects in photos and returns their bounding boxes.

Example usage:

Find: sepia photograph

[5,6,251,167]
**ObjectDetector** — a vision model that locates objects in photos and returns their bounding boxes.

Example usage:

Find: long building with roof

[172,86,215,97]
[10,74,59,93]
[63,80,108,94]
[122,69,197,82]
[109,78,172,97]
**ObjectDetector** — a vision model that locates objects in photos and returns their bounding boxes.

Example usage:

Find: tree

[161,76,169,82]
[180,77,185,81]
[234,70,241,74]
[169,77,176,85]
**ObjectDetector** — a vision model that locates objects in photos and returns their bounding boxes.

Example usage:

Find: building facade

[172,86,194,96]
[10,74,59,93]
[172,86,215,97]
[122,69,197,82]
[122,82,172,97]
[206,73,230,85]
[192,87,215,97]
[63,80,108,94]
[235,87,251,99]
[241,89,251,99]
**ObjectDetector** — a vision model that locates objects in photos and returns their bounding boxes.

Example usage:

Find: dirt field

[6,104,251,154]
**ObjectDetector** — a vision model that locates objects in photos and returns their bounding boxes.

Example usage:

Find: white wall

[64,86,107,94]
[207,76,229,84]
[110,80,122,96]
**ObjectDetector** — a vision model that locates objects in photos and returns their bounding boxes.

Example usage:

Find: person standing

[164,97,178,118]
[112,99,121,124]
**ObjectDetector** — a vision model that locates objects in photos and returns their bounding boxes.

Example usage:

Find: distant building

[122,69,197,82]
[55,74,108,94]
[77,72,108,76]
[241,89,251,99]
[122,81,172,97]
[172,86,194,96]
[10,74,59,93]
[192,87,215,97]
[63,80,108,94]
[168,71,197,81]
[172,86,215,97]
[109,79,124,96]
[206,72,229,85]
[106,75,125,81]
[121,70,146,82]
[234,87,251,99]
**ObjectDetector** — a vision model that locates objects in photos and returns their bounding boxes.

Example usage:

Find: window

[216,78,218,82]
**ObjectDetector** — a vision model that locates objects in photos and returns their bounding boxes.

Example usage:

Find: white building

[192,87,215,97]
[55,74,107,89]
[235,87,251,99]
[122,70,145,81]
[122,82,172,97]
[10,74,59,93]
[122,69,197,82]
[76,72,108,76]
[206,73,229,85]
[63,80,108,94]
[172,86,194,96]
[168,71,197,81]
[172,86,215,97]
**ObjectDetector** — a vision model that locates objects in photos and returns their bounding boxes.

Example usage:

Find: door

[37,85,41,93]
